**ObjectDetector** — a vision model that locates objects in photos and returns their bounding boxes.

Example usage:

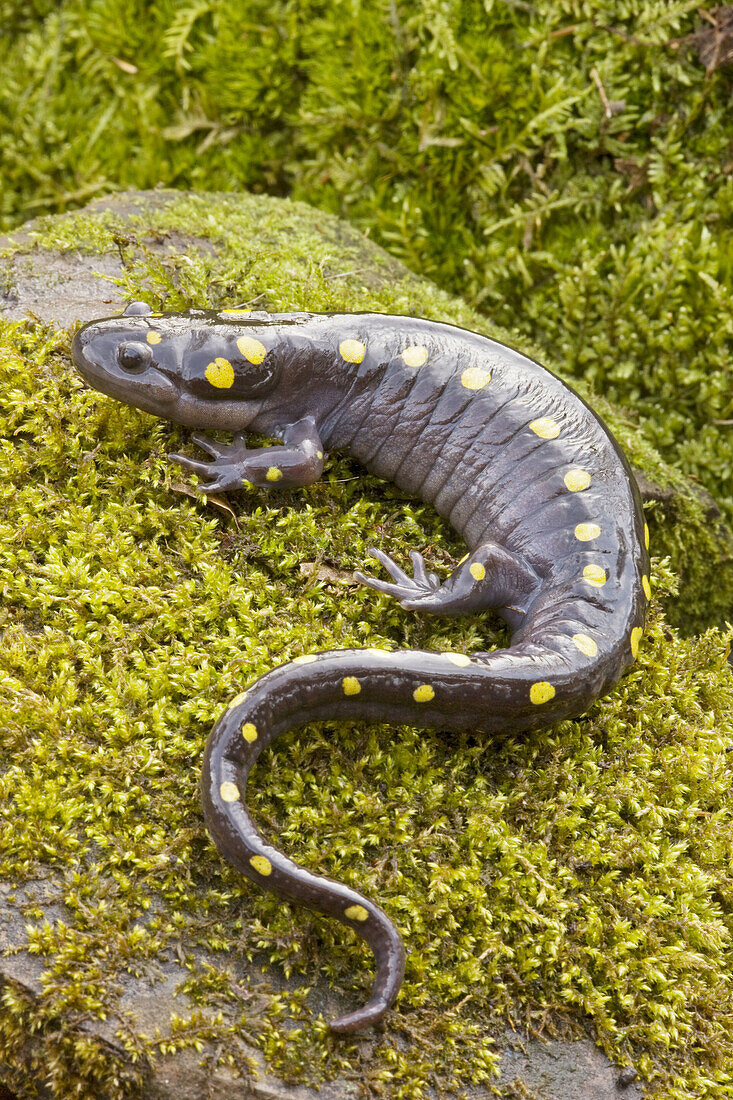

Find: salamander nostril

[118,341,153,372]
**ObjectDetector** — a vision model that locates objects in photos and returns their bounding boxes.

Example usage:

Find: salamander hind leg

[355,541,541,624]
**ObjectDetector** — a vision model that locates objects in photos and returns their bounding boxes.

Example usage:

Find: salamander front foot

[169,432,253,494]
[170,418,326,493]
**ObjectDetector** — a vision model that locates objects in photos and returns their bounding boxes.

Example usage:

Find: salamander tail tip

[328,998,393,1035]
[328,931,406,1034]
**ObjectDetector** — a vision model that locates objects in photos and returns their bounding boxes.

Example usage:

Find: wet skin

[72,302,649,1033]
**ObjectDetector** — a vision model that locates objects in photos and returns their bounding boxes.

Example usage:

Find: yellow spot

[572,633,598,657]
[469,562,486,581]
[630,626,643,658]
[266,466,282,482]
[220,781,240,802]
[460,367,491,390]
[574,522,601,542]
[236,335,267,364]
[339,339,366,364]
[220,308,251,316]
[564,468,591,492]
[442,652,471,666]
[530,681,555,705]
[229,691,248,707]
[644,523,650,550]
[583,564,607,587]
[402,345,428,368]
[413,684,435,703]
[150,312,162,317]
[293,654,317,664]
[205,357,235,389]
[316,450,323,459]
[242,479,253,488]
[146,330,161,345]
[241,722,258,743]
[642,575,651,600]
[345,904,369,921]
[250,855,272,876]
[529,417,561,439]
[343,676,361,696]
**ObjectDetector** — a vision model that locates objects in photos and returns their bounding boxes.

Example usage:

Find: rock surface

[0,878,644,1099]
[500,1035,643,1100]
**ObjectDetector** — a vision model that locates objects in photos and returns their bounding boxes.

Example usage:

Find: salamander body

[72,303,649,1033]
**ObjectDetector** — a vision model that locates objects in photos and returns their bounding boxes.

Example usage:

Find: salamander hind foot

[354,547,442,607]
[355,541,542,619]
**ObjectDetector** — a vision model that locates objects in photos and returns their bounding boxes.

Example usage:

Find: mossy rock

[0,190,732,1099]
[1,189,731,636]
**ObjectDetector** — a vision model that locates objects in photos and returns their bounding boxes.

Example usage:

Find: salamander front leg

[169,416,325,494]
[355,542,541,627]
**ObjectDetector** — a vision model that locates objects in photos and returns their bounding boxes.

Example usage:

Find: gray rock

[0,192,218,328]
[499,1034,644,1100]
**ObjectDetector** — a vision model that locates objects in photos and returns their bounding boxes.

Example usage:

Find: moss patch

[0,193,732,1098]
[1,3,732,523]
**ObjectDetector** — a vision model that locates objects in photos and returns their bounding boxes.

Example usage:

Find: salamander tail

[201,630,637,1030]
[201,663,411,1032]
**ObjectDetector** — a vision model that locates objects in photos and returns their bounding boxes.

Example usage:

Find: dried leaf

[169,480,238,522]
[613,156,650,194]
[299,561,358,584]
[112,57,138,74]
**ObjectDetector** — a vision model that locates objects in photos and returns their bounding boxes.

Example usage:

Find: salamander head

[71,301,288,429]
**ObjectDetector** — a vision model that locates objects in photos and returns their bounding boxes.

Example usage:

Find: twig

[323,267,370,281]
[590,67,625,118]
[549,24,580,40]
[590,67,612,118]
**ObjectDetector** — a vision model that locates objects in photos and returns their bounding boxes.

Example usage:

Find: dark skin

[73,302,649,1033]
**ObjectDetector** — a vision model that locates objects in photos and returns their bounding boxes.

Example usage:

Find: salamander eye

[118,341,153,372]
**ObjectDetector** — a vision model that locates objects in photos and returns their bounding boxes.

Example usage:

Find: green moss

[1,2,732,524]
[0,193,732,1097]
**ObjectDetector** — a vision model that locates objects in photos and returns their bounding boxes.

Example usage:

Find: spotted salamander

[72,302,649,1034]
